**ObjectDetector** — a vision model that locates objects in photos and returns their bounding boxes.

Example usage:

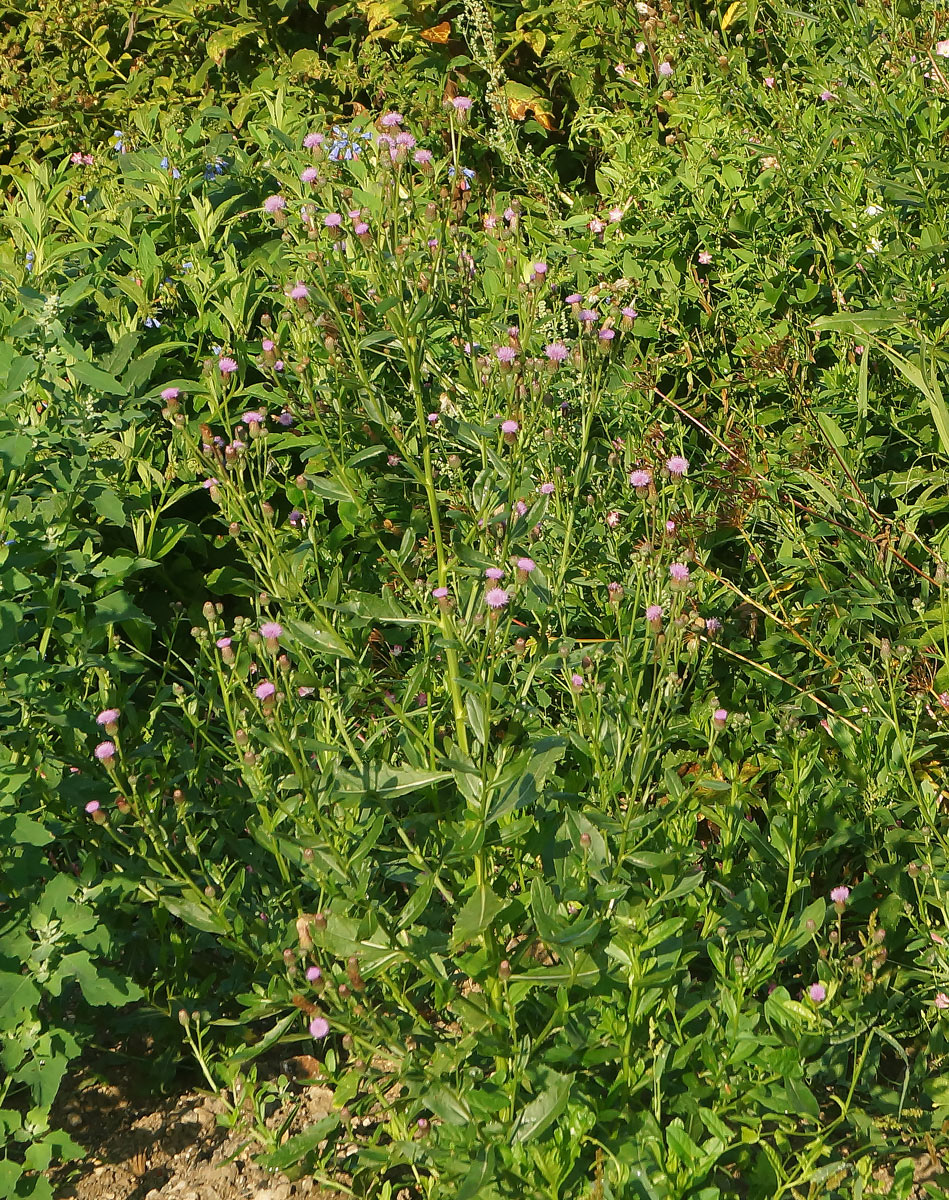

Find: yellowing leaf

[420,21,451,42]
[721,0,743,29]
[503,81,556,130]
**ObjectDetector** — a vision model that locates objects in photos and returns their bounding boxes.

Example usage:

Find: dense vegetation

[5,1,949,1196]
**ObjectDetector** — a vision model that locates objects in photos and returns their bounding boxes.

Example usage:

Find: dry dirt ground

[49,1065,343,1200]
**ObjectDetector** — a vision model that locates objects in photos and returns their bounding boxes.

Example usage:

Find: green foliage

[6,0,949,1197]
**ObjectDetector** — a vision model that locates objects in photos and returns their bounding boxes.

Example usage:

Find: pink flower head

[355,221,370,235]
[97,708,120,726]
[820,89,836,101]
[395,131,416,148]
[629,469,652,489]
[216,637,232,649]
[242,411,264,425]
[485,567,505,581]
[255,681,276,700]
[85,800,101,814]
[94,741,116,761]
[432,586,449,599]
[666,455,689,477]
[698,251,712,265]
[539,481,555,495]
[289,282,309,299]
[565,293,582,305]
[545,342,569,362]
[532,261,548,276]
[324,212,343,228]
[669,562,691,583]
[808,983,826,1004]
[300,167,318,183]
[517,557,535,574]
[935,993,949,1009]
[621,306,638,320]
[598,327,615,341]
[830,886,851,905]
[571,673,584,690]
[713,708,728,728]
[427,412,438,423]
[303,132,325,148]
[263,195,286,213]
[380,111,403,127]
[501,420,519,435]
[764,75,775,88]
[486,587,509,609]
[260,622,284,640]
[203,477,219,489]
[578,309,597,323]
[658,61,674,77]
[306,966,322,982]
[588,218,605,234]
[414,149,433,166]
[309,1016,330,1039]
[646,604,663,624]
[262,338,275,352]
[452,96,473,112]
[218,356,238,375]
[161,386,180,402]
[496,345,517,364]
[705,616,722,635]
[605,510,621,528]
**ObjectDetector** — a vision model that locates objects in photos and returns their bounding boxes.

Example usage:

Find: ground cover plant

[6,1,949,1197]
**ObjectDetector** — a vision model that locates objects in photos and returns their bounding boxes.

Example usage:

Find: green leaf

[161,896,230,935]
[283,617,354,660]
[452,885,505,947]
[67,360,128,395]
[512,1070,573,1142]
[256,1113,340,1171]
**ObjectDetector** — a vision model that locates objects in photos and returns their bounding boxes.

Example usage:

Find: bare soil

[50,1063,342,1200]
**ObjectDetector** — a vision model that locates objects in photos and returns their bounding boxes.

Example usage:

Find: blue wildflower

[145,316,162,329]
[204,157,227,180]
[112,131,126,154]
[25,251,34,273]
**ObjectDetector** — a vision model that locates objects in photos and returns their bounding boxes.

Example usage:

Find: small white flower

[865,204,883,216]
[935,38,949,57]
[635,41,646,54]
[867,237,883,254]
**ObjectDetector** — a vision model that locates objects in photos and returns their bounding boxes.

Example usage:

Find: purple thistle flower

[669,562,690,583]
[85,800,101,814]
[303,132,324,148]
[97,709,120,726]
[486,587,509,609]
[260,622,284,640]
[300,167,318,183]
[452,96,473,112]
[161,386,180,402]
[539,481,555,495]
[309,1016,330,1038]
[306,966,322,982]
[501,419,519,435]
[496,345,517,364]
[324,212,343,228]
[571,673,584,691]
[485,567,505,581]
[629,469,652,489]
[705,616,722,635]
[380,111,403,127]
[545,342,569,362]
[242,411,264,424]
[808,983,826,1004]
[255,681,276,700]
[216,637,232,649]
[94,741,116,761]
[218,356,238,375]
[666,455,689,477]
[263,195,286,213]
[516,557,535,574]
[414,148,433,166]
[830,886,851,905]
